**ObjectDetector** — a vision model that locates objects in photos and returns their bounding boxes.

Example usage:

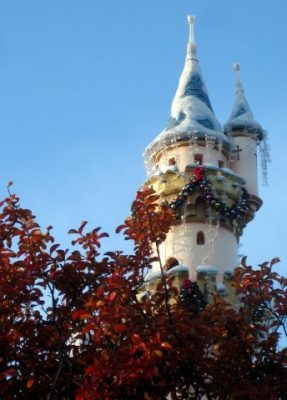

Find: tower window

[218,160,224,168]
[168,157,176,166]
[194,154,203,165]
[197,231,205,245]
[165,257,179,270]
[195,197,206,219]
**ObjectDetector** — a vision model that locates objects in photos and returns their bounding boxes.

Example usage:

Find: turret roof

[224,64,264,141]
[145,16,230,159]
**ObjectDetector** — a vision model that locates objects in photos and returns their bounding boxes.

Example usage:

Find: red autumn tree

[0,186,286,399]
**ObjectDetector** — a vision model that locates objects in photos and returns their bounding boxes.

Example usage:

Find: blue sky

[0,0,286,272]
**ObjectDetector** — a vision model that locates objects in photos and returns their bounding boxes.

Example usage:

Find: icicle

[173,132,181,170]
[220,191,227,204]
[190,133,198,145]
[162,147,168,169]
[232,219,238,235]
[228,136,235,164]
[188,133,198,164]
[237,242,244,264]
[188,137,194,164]
[259,130,271,186]
[205,135,211,163]
[143,153,151,177]
[201,217,219,265]
[172,226,185,256]
[194,131,199,152]
[205,134,216,163]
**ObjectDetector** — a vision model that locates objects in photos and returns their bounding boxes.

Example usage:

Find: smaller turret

[224,63,264,139]
[224,64,264,196]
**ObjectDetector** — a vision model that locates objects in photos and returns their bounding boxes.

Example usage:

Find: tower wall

[155,223,237,281]
[156,143,228,173]
[231,135,258,195]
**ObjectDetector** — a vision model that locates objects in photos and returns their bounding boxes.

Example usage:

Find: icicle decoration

[201,217,219,265]
[204,135,212,162]
[259,130,271,186]
[217,138,223,154]
[237,242,244,264]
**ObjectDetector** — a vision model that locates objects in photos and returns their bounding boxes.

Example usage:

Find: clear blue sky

[0,0,286,272]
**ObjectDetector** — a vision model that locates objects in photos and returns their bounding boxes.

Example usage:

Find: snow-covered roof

[224,64,264,141]
[145,16,230,159]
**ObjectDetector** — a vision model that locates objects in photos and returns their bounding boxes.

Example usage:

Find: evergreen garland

[169,166,251,221]
[180,279,207,314]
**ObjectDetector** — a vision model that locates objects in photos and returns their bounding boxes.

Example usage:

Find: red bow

[193,166,205,180]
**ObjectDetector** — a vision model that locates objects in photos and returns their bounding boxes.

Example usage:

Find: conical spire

[171,15,214,115]
[224,63,263,140]
[145,16,229,159]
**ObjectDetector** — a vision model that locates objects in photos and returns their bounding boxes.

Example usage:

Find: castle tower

[224,63,265,196]
[143,16,263,289]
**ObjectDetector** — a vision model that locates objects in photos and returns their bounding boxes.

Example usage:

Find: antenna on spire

[187,15,196,43]
[233,62,244,93]
[186,15,197,60]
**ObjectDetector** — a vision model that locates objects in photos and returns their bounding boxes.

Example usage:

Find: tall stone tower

[143,16,264,293]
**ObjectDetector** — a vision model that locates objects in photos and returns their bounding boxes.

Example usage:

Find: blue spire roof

[145,16,230,159]
[224,64,264,141]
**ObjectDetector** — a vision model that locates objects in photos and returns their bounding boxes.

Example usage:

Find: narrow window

[186,204,196,217]
[165,257,179,270]
[168,157,176,166]
[197,231,205,245]
[218,160,224,168]
[195,197,206,218]
[194,154,203,165]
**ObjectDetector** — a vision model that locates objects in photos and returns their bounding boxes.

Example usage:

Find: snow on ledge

[144,270,162,282]
[216,282,226,292]
[162,165,178,174]
[196,265,218,274]
[166,265,189,275]
[203,163,220,171]
[224,268,234,276]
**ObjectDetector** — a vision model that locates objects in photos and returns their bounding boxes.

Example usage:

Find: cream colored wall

[231,136,258,195]
[148,142,240,283]
[157,144,228,173]
[154,222,238,281]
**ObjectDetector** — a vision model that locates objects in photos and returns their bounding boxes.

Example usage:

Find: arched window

[165,257,179,270]
[197,231,205,245]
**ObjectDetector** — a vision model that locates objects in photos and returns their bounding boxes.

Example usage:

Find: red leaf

[27,379,34,388]
[109,291,117,302]
[50,244,60,254]
[160,342,173,351]
[68,228,78,234]
[131,334,141,344]
[115,224,127,234]
[114,324,126,333]
[72,310,92,321]
[270,257,280,267]
[79,221,88,235]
